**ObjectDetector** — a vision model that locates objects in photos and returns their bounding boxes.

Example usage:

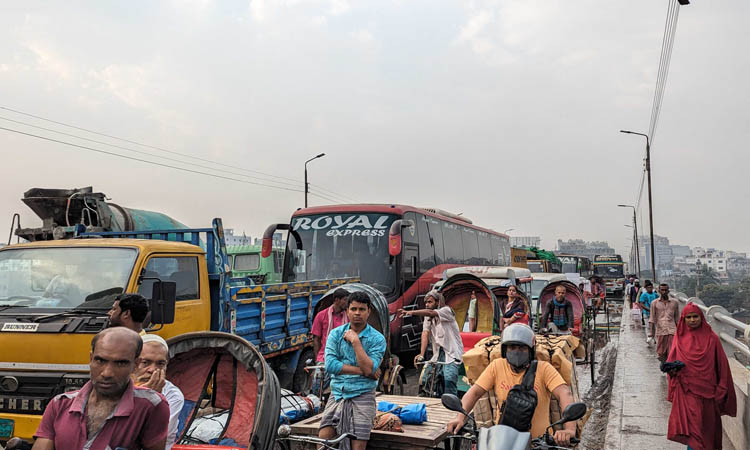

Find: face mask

[506,349,530,369]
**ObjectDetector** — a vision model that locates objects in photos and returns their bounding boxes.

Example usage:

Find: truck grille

[0,372,89,415]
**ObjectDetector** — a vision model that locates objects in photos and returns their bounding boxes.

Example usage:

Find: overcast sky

[1,0,748,256]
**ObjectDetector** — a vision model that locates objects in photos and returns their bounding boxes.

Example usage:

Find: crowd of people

[624,276,738,450]
[6,274,740,450]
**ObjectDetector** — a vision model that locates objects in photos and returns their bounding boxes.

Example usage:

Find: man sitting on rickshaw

[540,285,574,334]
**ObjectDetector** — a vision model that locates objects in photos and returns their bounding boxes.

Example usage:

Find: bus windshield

[594,264,624,278]
[0,247,136,310]
[284,213,398,294]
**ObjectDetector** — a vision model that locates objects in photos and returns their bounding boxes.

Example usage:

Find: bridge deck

[604,304,735,450]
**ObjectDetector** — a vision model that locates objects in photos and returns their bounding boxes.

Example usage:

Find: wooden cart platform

[289,394,453,450]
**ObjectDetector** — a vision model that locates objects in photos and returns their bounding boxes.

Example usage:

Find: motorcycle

[441,394,587,450]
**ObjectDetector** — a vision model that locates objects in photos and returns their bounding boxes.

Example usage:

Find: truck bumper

[0,412,41,442]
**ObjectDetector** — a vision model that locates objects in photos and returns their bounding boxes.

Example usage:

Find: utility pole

[620,130,657,282]
[304,153,326,208]
[618,204,641,279]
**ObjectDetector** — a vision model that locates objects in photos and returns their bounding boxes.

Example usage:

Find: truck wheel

[292,349,314,394]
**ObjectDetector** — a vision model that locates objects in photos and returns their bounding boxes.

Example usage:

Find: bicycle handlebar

[284,432,357,446]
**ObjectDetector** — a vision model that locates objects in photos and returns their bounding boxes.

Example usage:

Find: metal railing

[673,291,750,365]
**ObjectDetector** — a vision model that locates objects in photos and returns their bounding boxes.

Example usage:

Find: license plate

[0,418,14,438]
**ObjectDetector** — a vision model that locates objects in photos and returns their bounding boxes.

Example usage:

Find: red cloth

[666,303,737,449]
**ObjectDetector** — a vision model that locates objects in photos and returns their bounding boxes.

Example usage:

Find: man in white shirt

[398,290,463,396]
[135,334,185,449]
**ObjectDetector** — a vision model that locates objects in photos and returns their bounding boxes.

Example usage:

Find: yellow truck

[0,188,345,441]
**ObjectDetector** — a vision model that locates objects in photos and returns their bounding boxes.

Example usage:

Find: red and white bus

[266,205,511,354]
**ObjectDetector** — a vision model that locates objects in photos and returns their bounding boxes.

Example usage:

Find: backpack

[498,361,538,432]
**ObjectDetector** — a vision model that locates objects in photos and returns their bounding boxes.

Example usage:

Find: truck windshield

[594,264,624,278]
[284,213,397,294]
[0,247,136,310]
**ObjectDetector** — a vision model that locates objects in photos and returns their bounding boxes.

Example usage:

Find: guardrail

[673,291,750,365]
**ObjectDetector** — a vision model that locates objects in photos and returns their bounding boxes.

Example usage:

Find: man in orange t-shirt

[447,324,576,446]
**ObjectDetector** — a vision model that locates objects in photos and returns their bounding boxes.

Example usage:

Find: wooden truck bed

[289,395,453,450]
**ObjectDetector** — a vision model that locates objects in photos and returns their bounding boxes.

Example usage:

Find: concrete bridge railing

[673,292,749,450]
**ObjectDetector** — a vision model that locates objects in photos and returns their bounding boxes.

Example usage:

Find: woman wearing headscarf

[666,303,736,450]
[501,285,530,329]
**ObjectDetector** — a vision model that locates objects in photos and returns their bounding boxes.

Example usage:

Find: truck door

[136,253,210,336]
[399,212,422,351]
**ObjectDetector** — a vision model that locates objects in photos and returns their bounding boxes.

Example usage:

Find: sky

[1,0,748,257]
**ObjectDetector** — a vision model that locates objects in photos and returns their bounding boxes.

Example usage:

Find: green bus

[227,244,283,284]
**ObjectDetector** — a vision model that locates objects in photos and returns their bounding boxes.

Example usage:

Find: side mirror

[548,402,587,431]
[561,402,587,422]
[150,281,176,325]
[388,220,414,257]
[441,394,466,414]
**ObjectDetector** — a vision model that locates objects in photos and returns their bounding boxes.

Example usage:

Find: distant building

[556,239,615,261]
[670,245,692,258]
[253,232,285,249]
[511,236,541,248]
[638,235,674,275]
[224,229,253,247]
[728,257,750,278]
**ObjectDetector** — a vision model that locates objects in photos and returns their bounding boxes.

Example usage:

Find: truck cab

[0,237,209,440]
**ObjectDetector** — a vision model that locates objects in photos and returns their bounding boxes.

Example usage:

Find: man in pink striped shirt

[31,327,170,450]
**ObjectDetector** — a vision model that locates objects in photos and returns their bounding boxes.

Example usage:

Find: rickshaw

[310,283,405,398]
[167,332,281,450]
[536,280,597,383]
[435,267,533,396]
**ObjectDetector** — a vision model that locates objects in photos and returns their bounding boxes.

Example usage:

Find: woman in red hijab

[666,303,736,450]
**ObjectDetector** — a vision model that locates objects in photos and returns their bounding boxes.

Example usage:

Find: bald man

[32,328,170,450]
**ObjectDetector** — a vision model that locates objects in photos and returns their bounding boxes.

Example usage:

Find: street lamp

[620,130,656,282]
[304,153,326,208]
[503,228,514,234]
[618,204,641,279]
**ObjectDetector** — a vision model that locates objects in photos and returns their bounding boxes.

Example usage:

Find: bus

[227,244,283,284]
[557,254,593,279]
[267,205,511,353]
[593,254,626,297]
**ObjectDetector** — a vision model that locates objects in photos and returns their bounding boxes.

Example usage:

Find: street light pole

[620,130,656,282]
[618,204,641,279]
[304,153,326,208]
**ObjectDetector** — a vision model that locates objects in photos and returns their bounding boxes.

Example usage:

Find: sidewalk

[603,304,684,450]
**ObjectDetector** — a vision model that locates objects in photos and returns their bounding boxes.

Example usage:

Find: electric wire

[0,105,304,186]
[0,105,359,203]
[0,126,306,194]
[308,183,358,203]
[0,115,307,190]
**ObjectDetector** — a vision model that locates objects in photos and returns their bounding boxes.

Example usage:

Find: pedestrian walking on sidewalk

[666,303,736,450]
[648,283,679,363]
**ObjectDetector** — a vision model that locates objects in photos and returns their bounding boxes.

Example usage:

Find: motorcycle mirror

[561,402,587,422]
[441,394,466,415]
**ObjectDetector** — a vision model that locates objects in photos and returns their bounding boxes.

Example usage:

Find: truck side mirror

[150,281,176,325]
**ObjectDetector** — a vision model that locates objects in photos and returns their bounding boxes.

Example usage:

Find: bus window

[442,221,463,264]
[461,227,480,265]
[477,231,491,265]
[490,235,505,265]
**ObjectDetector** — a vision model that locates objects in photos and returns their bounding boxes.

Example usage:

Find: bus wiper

[32,308,109,323]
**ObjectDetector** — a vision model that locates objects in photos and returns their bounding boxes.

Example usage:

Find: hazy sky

[1,0,748,256]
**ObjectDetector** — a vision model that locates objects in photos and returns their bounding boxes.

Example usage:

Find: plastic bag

[377,401,427,425]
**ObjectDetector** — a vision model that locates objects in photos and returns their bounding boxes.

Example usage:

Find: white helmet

[500,323,536,359]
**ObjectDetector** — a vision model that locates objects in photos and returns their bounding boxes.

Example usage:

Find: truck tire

[292,348,314,394]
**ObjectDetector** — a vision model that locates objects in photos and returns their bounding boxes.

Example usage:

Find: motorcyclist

[446,324,577,446]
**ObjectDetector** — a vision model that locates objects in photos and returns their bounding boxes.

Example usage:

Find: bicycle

[416,359,455,398]
[303,360,329,406]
